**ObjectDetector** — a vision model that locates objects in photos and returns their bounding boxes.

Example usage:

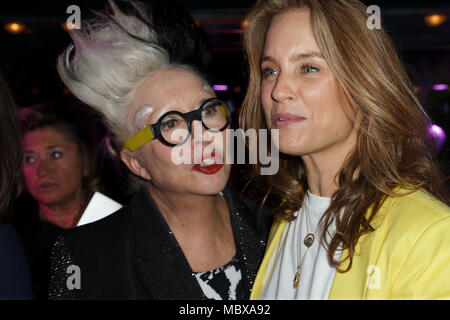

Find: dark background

[0,0,449,176]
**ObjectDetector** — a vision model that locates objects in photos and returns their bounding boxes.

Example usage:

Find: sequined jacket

[48,187,272,300]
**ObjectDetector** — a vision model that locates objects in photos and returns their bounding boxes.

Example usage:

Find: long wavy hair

[240,0,450,272]
[0,73,22,221]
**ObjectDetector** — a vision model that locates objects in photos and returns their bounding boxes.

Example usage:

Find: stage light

[213,85,228,92]
[430,124,447,152]
[424,14,447,27]
[433,84,448,91]
[5,22,25,34]
[61,21,80,32]
[233,86,242,93]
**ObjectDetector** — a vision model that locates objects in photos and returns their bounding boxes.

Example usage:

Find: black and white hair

[58,0,214,192]
[57,0,172,146]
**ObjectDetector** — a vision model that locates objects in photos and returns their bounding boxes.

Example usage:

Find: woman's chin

[277,144,305,157]
[191,171,230,195]
[34,194,63,206]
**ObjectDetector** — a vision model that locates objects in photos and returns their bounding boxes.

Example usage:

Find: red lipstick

[193,163,223,175]
[192,151,223,175]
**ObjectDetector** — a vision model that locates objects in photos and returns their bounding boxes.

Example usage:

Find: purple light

[213,85,229,91]
[429,124,447,152]
[433,84,448,91]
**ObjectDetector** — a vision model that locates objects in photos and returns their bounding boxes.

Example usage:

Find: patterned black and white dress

[194,254,244,300]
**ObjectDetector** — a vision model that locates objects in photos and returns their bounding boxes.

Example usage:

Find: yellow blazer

[251,188,450,299]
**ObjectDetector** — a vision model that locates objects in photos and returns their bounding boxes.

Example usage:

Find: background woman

[241,0,450,299]
[12,102,109,299]
[0,72,32,299]
[18,103,96,228]
[48,0,270,300]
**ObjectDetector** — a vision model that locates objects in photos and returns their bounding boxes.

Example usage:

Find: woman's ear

[120,149,151,181]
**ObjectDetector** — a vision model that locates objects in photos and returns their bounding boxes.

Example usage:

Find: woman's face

[23,126,86,206]
[260,9,358,160]
[122,68,231,197]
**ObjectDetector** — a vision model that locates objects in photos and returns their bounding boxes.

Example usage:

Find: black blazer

[48,187,272,300]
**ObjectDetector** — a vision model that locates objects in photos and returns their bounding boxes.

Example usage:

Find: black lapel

[222,187,270,299]
[130,188,205,300]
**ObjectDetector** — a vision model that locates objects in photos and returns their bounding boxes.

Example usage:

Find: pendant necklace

[293,200,320,289]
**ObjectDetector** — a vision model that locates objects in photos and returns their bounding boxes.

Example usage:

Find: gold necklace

[293,200,320,289]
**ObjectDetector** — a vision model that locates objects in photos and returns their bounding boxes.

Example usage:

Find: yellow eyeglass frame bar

[122,102,229,152]
[122,126,155,152]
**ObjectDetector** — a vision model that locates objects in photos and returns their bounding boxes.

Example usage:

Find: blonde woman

[241,0,450,299]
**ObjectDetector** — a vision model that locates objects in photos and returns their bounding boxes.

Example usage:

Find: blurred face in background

[22,126,87,207]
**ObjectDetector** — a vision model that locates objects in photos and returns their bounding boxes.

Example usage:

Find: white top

[77,192,123,226]
[258,191,340,300]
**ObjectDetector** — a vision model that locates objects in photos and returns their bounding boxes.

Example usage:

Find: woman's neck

[147,184,235,272]
[148,185,227,233]
[39,189,86,229]
[302,133,357,197]
[302,155,342,197]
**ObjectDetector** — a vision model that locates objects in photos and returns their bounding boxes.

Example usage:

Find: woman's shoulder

[223,187,273,238]
[386,188,450,224]
[0,223,32,299]
[59,188,162,255]
[64,203,130,247]
[377,189,450,298]
[377,188,450,245]
[0,222,26,252]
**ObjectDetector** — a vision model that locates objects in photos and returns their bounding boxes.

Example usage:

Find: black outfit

[0,222,32,299]
[48,187,272,300]
[11,193,66,299]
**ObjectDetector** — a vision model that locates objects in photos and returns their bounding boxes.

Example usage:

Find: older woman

[12,103,118,299]
[48,0,270,300]
[241,0,450,299]
[17,104,96,229]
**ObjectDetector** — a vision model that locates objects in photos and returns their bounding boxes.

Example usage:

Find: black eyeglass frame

[148,97,231,147]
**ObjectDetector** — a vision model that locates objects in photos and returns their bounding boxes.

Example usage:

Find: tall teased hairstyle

[57,0,170,147]
[0,73,22,221]
[19,103,99,196]
[146,0,214,73]
[241,0,450,272]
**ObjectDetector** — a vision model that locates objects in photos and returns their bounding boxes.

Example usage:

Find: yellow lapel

[329,199,392,299]
[250,219,287,299]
